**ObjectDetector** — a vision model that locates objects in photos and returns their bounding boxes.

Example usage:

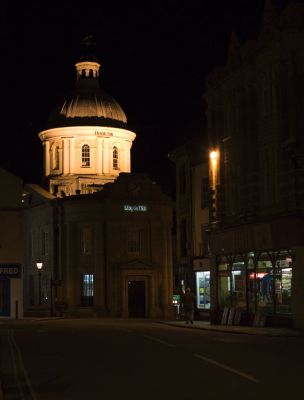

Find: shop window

[255,260,274,314]
[81,274,94,306]
[275,258,292,314]
[196,271,210,309]
[218,263,231,308]
[82,144,90,167]
[231,262,246,309]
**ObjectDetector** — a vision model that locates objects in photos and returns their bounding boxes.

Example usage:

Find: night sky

[0,0,288,196]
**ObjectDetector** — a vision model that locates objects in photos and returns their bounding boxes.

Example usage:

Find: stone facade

[205,1,304,328]
[23,174,173,319]
[169,137,210,315]
[0,168,23,318]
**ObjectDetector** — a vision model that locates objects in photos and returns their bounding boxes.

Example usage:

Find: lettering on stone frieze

[94,131,113,137]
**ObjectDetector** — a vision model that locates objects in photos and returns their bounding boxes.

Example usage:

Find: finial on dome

[81,34,96,50]
[76,35,100,80]
[79,34,99,62]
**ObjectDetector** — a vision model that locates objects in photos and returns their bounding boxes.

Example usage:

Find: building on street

[205,0,304,329]
[22,42,174,319]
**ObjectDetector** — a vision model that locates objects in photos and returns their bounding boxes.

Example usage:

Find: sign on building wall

[0,264,21,278]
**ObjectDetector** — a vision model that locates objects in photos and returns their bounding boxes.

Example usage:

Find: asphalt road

[1,319,303,400]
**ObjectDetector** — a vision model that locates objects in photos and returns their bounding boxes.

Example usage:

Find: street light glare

[210,151,218,160]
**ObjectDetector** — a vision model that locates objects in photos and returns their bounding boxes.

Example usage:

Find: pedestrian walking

[182,287,196,324]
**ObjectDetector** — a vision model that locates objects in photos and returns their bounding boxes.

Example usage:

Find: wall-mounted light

[36,261,43,270]
[36,260,43,305]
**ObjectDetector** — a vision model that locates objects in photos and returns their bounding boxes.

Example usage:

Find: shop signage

[218,271,230,277]
[193,258,209,271]
[123,205,147,212]
[0,264,21,278]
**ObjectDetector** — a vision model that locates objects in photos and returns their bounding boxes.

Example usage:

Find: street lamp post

[36,260,43,306]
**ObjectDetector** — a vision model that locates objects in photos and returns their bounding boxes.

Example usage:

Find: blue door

[0,278,10,316]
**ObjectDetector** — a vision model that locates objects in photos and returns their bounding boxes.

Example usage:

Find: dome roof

[46,58,127,129]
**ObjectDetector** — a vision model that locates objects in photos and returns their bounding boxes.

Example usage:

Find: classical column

[125,143,132,172]
[120,145,126,172]
[63,139,69,175]
[103,139,110,174]
[44,141,50,176]
[97,137,103,175]
[69,138,75,174]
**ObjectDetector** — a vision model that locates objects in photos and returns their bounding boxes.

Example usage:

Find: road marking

[7,330,25,399]
[194,353,260,383]
[143,335,175,347]
[8,329,38,400]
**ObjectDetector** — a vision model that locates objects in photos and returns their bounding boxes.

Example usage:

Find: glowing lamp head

[210,150,218,160]
[36,261,43,270]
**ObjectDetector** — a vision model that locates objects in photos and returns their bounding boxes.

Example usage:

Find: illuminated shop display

[217,252,292,315]
[196,271,210,309]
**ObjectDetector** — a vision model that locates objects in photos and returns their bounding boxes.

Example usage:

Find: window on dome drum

[82,144,90,167]
[113,146,119,169]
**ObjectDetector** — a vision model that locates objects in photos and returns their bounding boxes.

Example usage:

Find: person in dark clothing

[182,288,196,324]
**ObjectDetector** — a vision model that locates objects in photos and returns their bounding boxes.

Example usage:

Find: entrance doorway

[128,280,146,318]
[0,279,10,316]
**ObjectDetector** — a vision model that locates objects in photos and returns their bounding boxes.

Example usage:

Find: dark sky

[0,0,287,196]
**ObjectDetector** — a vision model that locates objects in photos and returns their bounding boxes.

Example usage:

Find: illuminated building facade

[22,48,173,319]
[40,50,136,197]
[205,0,304,328]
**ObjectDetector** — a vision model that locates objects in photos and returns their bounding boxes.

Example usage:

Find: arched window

[113,146,119,170]
[82,144,90,167]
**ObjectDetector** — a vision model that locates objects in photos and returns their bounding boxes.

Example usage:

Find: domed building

[22,45,173,319]
[39,49,136,196]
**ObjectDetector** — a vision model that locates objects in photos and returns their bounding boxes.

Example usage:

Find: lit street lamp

[36,260,43,305]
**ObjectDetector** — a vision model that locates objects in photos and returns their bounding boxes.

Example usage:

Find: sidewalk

[1,317,304,337]
[160,320,304,337]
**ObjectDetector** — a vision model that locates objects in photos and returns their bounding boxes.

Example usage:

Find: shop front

[0,264,23,318]
[216,250,293,326]
[193,257,211,319]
